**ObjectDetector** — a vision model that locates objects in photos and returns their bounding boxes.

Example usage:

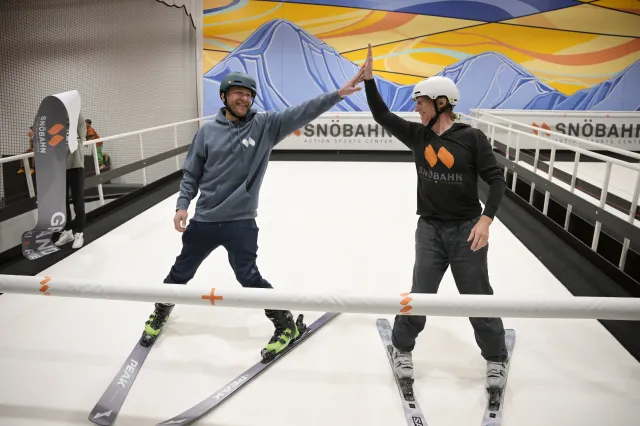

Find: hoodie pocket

[202,179,257,217]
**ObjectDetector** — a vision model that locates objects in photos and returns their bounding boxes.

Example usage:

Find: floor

[1,161,639,426]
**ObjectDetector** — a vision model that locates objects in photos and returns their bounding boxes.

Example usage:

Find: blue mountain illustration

[434,51,568,113]
[203,19,634,115]
[552,60,640,111]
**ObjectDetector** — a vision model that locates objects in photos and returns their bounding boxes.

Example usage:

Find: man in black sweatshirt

[361,44,508,390]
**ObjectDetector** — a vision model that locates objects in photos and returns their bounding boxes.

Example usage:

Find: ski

[481,329,516,426]
[88,333,156,425]
[377,318,428,426]
[157,311,339,425]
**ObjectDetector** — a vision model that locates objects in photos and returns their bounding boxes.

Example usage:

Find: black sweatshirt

[364,78,505,221]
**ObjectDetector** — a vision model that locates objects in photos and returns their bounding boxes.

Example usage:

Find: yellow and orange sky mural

[203,0,639,96]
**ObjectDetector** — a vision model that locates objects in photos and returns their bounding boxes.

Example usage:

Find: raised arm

[266,66,367,145]
[266,91,343,145]
[362,44,422,149]
[176,129,206,211]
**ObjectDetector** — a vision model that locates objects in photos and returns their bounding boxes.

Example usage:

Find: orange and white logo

[424,144,454,169]
[47,124,66,147]
[531,122,551,137]
[39,276,52,296]
[399,292,413,314]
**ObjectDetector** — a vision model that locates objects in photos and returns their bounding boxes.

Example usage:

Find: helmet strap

[426,99,443,129]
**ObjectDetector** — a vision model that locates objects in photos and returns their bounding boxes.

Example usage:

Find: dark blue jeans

[392,216,508,362]
[164,219,272,290]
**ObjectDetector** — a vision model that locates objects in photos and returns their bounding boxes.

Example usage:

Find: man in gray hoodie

[141,69,365,360]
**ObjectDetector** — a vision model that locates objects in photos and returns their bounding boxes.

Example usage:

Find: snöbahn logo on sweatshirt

[419,144,462,184]
[424,144,454,169]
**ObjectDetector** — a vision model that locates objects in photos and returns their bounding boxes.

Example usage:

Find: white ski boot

[392,347,413,379]
[486,360,507,389]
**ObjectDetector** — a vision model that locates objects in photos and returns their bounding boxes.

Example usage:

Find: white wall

[0,0,199,203]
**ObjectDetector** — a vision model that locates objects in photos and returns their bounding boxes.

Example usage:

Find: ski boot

[260,310,306,362]
[392,346,416,401]
[140,303,174,347]
[486,359,508,410]
[486,360,507,390]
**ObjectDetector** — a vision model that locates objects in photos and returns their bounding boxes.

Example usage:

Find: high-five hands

[363,43,374,80]
[338,65,365,98]
[337,43,376,98]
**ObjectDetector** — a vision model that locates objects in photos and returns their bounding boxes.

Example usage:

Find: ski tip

[376,318,389,326]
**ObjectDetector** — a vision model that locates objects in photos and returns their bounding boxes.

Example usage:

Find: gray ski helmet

[220,72,257,98]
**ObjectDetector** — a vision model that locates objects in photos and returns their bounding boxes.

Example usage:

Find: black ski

[481,329,516,426]
[377,318,428,426]
[157,312,339,425]
[88,333,156,425]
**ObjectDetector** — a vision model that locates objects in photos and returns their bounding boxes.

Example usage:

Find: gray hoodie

[177,90,343,222]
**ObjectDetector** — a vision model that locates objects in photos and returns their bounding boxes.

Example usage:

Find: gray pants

[392,216,508,362]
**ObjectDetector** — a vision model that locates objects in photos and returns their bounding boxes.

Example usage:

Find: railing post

[91,144,105,206]
[619,171,640,270]
[504,124,512,181]
[490,124,495,149]
[591,161,613,252]
[511,133,520,193]
[22,158,35,198]
[139,133,147,186]
[543,145,556,216]
[173,125,180,171]
[564,152,581,231]
[529,139,540,205]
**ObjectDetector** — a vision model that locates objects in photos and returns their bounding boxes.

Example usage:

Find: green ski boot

[140,303,174,347]
[261,310,306,362]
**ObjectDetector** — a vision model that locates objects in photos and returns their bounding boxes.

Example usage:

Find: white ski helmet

[411,76,459,106]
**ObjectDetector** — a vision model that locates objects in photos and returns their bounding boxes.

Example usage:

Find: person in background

[17,126,35,175]
[55,114,87,250]
[85,118,104,169]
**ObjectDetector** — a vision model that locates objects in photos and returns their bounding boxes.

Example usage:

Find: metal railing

[0,114,215,208]
[3,109,639,272]
[471,110,640,160]
[461,112,640,271]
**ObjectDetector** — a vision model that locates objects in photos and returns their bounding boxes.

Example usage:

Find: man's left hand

[338,65,365,98]
[468,215,492,251]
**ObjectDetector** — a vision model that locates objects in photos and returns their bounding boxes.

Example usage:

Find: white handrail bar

[78,114,216,148]
[461,113,640,172]
[0,152,33,165]
[0,115,216,165]
[473,111,640,161]
[470,109,640,118]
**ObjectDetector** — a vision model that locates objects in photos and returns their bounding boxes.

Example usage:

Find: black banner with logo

[21,95,70,260]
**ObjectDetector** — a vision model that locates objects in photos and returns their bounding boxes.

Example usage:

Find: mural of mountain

[552,61,640,111]
[203,19,635,116]
[203,19,411,116]
[435,51,568,113]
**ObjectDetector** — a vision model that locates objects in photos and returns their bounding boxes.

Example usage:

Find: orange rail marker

[201,288,223,305]
[39,277,51,296]
[400,292,413,314]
